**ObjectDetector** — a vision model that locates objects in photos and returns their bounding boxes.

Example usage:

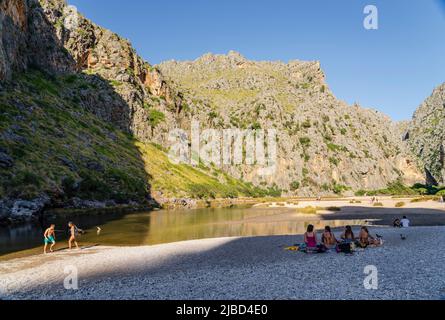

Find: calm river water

[0,206,370,256]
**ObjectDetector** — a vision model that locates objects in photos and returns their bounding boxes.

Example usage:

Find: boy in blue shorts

[43,224,56,254]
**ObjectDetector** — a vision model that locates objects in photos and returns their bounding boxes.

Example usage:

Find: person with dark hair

[358,226,379,247]
[393,218,401,228]
[321,226,338,249]
[340,225,355,242]
[304,224,317,249]
[400,216,410,228]
[337,225,356,254]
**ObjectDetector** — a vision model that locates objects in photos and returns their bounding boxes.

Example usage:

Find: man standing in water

[68,222,80,250]
[43,224,56,254]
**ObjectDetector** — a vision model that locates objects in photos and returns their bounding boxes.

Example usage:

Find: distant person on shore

[304,224,318,249]
[43,224,56,254]
[400,216,410,228]
[340,225,355,242]
[321,226,338,249]
[68,222,80,250]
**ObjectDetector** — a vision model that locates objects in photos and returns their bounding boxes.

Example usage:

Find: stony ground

[1,226,444,300]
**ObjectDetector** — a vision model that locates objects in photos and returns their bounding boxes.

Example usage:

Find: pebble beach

[1,226,444,300]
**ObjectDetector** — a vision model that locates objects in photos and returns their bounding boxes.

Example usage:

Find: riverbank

[1,226,444,300]
[0,196,266,227]
[2,196,445,259]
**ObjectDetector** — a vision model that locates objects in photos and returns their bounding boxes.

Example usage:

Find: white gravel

[1,226,444,300]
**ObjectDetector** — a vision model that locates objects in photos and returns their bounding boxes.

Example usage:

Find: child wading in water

[68,222,80,250]
[43,224,56,254]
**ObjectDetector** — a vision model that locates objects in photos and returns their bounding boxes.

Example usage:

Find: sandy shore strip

[1,226,445,300]
[257,196,445,211]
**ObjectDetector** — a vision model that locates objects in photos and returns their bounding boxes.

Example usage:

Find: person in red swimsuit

[304,224,317,248]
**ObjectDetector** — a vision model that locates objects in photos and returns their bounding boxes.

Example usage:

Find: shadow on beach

[319,206,445,226]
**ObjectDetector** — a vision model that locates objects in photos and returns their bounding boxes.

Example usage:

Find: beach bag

[337,242,352,254]
[317,244,327,253]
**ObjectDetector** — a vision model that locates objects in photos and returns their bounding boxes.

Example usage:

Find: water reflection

[0,207,370,256]
[77,207,370,247]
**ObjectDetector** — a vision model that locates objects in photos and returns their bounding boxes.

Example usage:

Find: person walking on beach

[43,224,56,254]
[68,222,80,250]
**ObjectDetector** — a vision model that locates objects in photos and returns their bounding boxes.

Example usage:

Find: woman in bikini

[358,226,379,247]
[321,226,338,249]
[340,225,355,242]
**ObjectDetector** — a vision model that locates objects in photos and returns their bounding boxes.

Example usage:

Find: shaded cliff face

[1,0,183,141]
[158,52,423,195]
[406,83,445,185]
[0,0,76,80]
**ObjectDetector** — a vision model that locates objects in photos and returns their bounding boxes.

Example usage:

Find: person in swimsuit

[340,225,355,242]
[321,226,338,249]
[358,226,378,247]
[68,221,80,250]
[43,224,56,254]
[304,224,318,248]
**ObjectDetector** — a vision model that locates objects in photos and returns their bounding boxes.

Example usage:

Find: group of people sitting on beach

[43,222,81,254]
[301,224,383,254]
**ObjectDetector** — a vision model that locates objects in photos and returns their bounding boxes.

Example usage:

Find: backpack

[337,242,352,254]
[317,244,327,253]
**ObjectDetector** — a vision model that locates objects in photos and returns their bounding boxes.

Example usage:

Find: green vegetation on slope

[354,180,445,197]
[0,70,150,203]
[137,143,278,199]
[0,69,275,204]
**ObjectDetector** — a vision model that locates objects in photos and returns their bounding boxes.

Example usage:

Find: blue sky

[67,0,445,121]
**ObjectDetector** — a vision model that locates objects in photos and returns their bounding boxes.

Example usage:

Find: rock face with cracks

[158,52,423,195]
[406,83,445,185]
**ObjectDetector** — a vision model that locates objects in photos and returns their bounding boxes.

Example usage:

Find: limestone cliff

[406,83,445,185]
[157,52,423,195]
